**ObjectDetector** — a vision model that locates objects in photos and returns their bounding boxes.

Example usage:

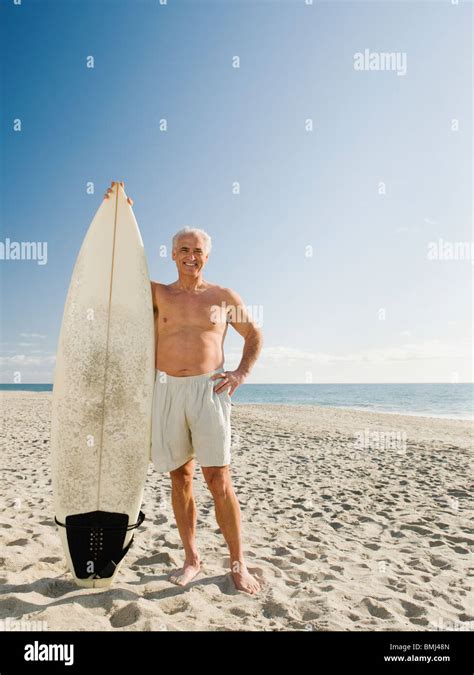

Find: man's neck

[175,275,206,292]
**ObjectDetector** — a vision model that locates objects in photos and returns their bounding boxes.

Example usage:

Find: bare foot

[231,563,261,595]
[169,558,201,587]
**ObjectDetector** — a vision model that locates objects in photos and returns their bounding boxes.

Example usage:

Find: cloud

[0,354,56,367]
[19,333,46,339]
[255,339,471,367]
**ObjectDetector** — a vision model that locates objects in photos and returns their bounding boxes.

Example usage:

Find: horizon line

[1,382,473,387]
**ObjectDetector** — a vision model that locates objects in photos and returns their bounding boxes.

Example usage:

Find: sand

[1,391,473,631]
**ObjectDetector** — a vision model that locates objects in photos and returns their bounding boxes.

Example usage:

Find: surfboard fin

[55,510,145,580]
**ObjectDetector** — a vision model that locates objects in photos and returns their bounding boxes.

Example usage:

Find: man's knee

[203,467,231,499]
[170,460,194,490]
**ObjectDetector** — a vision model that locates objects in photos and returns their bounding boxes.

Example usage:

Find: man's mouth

[183,262,197,267]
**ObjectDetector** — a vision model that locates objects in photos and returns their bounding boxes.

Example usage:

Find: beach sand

[1,391,472,631]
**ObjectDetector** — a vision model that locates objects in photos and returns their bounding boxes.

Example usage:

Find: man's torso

[151,282,229,376]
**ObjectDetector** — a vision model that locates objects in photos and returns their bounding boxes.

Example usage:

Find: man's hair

[172,227,212,254]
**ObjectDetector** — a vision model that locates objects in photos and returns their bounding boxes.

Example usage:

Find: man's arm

[212,288,263,394]
[150,281,158,345]
[150,281,158,311]
[226,288,262,377]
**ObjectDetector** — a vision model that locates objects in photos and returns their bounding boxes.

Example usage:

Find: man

[150,227,262,595]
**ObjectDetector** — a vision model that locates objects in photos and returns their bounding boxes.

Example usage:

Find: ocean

[1,382,473,420]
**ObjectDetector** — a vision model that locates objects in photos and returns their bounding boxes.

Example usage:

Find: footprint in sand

[364,543,380,551]
[348,612,361,622]
[153,514,168,525]
[451,546,469,555]
[135,552,176,566]
[400,599,427,619]
[329,565,344,574]
[304,551,319,561]
[39,557,62,564]
[109,602,143,628]
[360,598,393,620]
[6,539,28,546]
[229,607,252,618]
[262,599,292,619]
[161,600,191,616]
[430,555,451,569]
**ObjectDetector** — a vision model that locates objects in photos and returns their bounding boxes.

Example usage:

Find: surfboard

[50,182,155,588]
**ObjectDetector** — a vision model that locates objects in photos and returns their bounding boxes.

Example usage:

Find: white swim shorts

[151,368,232,473]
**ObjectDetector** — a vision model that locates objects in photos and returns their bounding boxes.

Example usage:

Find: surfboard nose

[105,182,129,201]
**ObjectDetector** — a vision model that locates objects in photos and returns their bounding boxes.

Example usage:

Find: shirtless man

[150,227,263,595]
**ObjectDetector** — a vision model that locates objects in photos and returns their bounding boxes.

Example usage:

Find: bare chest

[157,290,226,330]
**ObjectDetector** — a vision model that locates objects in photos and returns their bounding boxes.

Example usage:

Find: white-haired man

[150,227,263,594]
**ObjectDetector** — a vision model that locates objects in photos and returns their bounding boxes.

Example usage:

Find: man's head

[172,227,211,277]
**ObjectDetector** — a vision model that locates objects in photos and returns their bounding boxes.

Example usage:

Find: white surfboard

[50,182,155,588]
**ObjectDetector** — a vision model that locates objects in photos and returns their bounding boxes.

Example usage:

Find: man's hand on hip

[211,370,246,396]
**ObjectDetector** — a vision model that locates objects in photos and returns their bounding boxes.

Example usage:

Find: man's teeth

[184,262,196,266]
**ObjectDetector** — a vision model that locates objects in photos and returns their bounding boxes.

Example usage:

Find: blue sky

[0,0,472,383]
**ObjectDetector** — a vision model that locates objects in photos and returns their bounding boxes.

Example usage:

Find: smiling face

[172,233,209,277]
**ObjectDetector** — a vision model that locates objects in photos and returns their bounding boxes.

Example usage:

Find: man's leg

[202,466,260,595]
[168,459,201,586]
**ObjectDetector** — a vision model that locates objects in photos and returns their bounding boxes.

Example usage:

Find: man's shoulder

[151,281,171,294]
[205,283,240,302]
